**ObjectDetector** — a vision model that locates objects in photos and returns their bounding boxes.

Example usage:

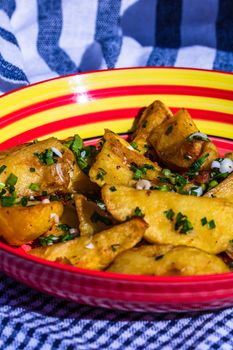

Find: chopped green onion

[29,183,40,192]
[110,186,117,192]
[6,173,18,187]
[164,209,175,220]
[201,217,208,226]
[96,168,107,181]
[111,244,120,252]
[0,165,7,174]
[130,142,138,150]
[30,167,36,172]
[208,220,216,230]
[20,197,28,207]
[90,211,112,225]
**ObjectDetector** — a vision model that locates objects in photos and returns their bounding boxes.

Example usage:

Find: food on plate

[29,218,147,270]
[102,185,233,254]
[0,99,232,275]
[0,201,63,245]
[107,245,230,275]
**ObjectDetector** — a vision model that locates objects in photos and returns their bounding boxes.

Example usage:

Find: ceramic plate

[0,68,233,313]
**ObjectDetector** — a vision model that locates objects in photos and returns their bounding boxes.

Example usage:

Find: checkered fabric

[1,0,233,349]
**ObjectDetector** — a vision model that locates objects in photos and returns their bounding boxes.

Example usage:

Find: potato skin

[131,100,173,153]
[149,108,218,171]
[29,218,148,270]
[0,201,63,245]
[102,185,233,254]
[204,172,233,202]
[89,129,160,187]
[107,245,230,275]
[74,194,116,236]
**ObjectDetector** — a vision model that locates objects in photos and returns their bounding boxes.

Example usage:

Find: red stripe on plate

[0,108,139,149]
[0,107,232,150]
[1,85,233,128]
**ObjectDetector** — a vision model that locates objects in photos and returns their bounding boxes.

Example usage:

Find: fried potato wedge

[131,100,173,153]
[29,218,147,270]
[89,129,160,187]
[0,201,63,245]
[0,138,96,197]
[102,185,233,254]
[107,245,230,275]
[204,172,233,202]
[149,109,217,170]
[74,194,117,236]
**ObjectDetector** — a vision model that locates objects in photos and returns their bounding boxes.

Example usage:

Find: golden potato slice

[204,172,233,202]
[102,185,233,254]
[131,100,173,153]
[0,201,63,245]
[149,109,217,170]
[29,218,147,270]
[74,194,116,236]
[107,245,230,275]
[89,129,160,187]
[0,137,96,197]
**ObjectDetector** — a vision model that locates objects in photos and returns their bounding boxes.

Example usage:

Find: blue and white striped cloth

[1,1,233,349]
[0,0,233,95]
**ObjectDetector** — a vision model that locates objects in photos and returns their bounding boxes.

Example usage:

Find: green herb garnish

[155,255,164,261]
[165,125,173,135]
[30,167,36,172]
[29,183,40,192]
[174,212,193,234]
[130,163,155,180]
[90,211,112,226]
[208,219,216,230]
[6,173,18,187]
[111,244,120,252]
[164,209,175,220]
[110,186,117,192]
[96,168,107,181]
[201,217,207,226]
[20,196,28,207]
[0,165,7,174]
[186,153,209,179]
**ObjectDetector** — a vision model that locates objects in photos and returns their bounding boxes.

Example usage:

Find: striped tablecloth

[0,1,233,349]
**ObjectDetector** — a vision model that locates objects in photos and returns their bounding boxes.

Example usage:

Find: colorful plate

[0,67,232,313]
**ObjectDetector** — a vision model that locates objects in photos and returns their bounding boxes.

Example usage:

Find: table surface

[0,0,233,349]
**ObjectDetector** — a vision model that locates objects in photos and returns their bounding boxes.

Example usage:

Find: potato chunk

[74,194,117,236]
[204,173,233,202]
[0,201,63,245]
[107,245,230,275]
[89,129,160,187]
[131,100,173,153]
[0,138,95,197]
[29,218,147,270]
[102,185,233,254]
[149,109,218,170]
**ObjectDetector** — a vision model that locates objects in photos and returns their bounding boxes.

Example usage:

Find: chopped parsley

[34,148,58,165]
[174,212,193,234]
[186,153,209,179]
[0,165,7,174]
[111,244,120,252]
[155,255,164,261]
[165,125,173,135]
[90,211,112,226]
[20,196,28,207]
[38,227,77,247]
[29,183,40,192]
[65,134,97,173]
[142,120,148,128]
[1,196,15,207]
[130,163,155,180]
[130,142,138,150]
[201,217,208,226]
[208,219,216,230]
[164,209,175,220]
[96,168,107,181]
[6,173,18,187]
